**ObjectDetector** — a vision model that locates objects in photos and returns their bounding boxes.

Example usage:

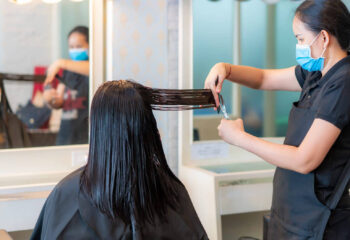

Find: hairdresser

[205,0,350,239]
[43,26,89,145]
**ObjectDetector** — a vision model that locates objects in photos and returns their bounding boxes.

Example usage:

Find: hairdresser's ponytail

[346,6,350,53]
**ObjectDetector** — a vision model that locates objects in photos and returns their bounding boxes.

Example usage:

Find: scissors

[217,93,230,120]
[215,77,230,120]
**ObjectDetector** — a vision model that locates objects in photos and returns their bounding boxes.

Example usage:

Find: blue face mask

[69,48,89,61]
[296,33,326,72]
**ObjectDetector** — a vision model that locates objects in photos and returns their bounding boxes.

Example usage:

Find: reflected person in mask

[43,26,89,145]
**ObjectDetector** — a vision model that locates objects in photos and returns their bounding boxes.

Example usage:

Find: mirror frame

[0,0,107,163]
[178,0,193,168]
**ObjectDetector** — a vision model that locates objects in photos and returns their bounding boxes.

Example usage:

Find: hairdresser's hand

[43,88,55,103]
[44,59,65,86]
[43,88,64,109]
[204,62,229,109]
[218,118,246,146]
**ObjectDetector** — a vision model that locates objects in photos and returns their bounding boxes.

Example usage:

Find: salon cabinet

[179,138,283,240]
[0,146,88,232]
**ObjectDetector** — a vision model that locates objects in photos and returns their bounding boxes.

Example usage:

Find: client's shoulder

[49,167,84,203]
[174,180,191,201]
[56,167,83,190]
[34,168,85,238]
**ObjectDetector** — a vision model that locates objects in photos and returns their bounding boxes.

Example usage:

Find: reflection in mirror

[0,0,90,149]
[192,0,302,141]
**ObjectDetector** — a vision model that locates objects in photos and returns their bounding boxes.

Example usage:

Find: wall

[112,0,179,173]
[0,1,56,74]
[193,0,234,116]
[239,0,267,137]
[0,1,56,111]
[58,0,89,59]
[346,0,350,10]
[274,1,302,136]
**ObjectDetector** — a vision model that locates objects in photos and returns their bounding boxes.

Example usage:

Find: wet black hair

[68,26,89,44]
[80,80,214,225]
[295,0,350,53]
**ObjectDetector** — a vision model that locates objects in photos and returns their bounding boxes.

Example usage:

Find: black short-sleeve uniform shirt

[56,70,89,145]
[294,55,350,205]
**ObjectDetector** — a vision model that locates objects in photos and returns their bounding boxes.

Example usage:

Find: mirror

[0,0,90,149]
[192,0,303,141]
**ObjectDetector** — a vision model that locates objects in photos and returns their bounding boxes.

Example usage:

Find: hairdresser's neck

[322,45,348,76]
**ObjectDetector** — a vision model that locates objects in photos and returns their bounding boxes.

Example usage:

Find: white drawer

[219,178,273,215]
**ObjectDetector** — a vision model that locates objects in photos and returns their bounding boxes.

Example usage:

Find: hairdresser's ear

[321,30,330,49]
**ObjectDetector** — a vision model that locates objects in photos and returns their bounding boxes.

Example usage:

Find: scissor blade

[218,94,230,120]
[221,105,230,120]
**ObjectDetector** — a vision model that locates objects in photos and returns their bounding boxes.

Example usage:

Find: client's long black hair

[81,80,215,225]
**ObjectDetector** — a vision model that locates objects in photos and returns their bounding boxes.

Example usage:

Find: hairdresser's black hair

[80,80,186,225]
[68,26,89,44]
[295,0,350,53]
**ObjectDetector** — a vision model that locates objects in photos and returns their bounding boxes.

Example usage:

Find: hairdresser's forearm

[223,63,264,89]
[61,60,89,76]
[236,132,308,173]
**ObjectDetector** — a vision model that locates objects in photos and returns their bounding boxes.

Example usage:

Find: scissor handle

[215,77,221,113]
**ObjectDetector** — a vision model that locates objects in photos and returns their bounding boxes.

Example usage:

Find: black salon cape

[30,168,208,240]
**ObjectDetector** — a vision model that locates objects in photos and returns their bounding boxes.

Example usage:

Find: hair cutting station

[178,1,285,239]
[3,0,349,239]
[0,0,283,238]
[0,0,103,235]
[0,146,88,232]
